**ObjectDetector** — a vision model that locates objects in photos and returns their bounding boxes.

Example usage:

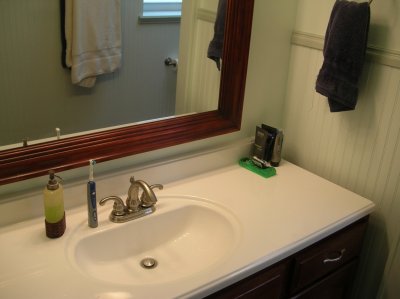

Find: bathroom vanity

[0,142,374,299]
[207,216,368,298]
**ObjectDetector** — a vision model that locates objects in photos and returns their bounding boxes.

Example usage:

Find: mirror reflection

[0,0,222,148]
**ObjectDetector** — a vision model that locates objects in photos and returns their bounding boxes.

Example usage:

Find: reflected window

[142,0,182,17]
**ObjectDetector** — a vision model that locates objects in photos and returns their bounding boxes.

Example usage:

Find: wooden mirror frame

[0,0,254,185]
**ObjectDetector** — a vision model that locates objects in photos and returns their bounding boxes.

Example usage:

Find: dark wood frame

[0,0,255,185]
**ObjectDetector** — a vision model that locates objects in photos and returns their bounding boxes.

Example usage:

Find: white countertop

[0,160,375,299]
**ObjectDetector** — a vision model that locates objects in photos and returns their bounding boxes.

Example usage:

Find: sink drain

[140,257,158,269]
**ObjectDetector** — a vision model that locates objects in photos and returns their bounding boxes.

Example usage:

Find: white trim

[138,15,180,24]
[196,8,217,23]
[291,31,400,69]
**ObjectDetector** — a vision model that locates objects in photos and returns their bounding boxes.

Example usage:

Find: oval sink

[66,196,242,285]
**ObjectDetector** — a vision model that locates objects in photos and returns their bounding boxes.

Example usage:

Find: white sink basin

[66,195,242,285]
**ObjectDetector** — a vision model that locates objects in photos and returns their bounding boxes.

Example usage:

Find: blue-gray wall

[0,0,179,146]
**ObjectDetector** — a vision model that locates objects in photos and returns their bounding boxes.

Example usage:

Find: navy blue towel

[207,0,227,71]
[316,1,370,112]
[60,0,68,68]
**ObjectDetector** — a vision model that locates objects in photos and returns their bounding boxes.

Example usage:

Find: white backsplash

[0,139,252,228]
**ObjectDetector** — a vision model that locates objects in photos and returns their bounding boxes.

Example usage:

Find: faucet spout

[126,177,163,210]
[101,176,163,223]
[126,177,141,211]
[141,183,163,208]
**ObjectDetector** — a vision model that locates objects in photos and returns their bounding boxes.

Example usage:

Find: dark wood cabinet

[206,262,289,299]
[206,217,368,299]
[289,217,367,296]
[289,261,358,299]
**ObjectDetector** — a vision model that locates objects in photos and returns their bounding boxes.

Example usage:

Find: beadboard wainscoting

[175,3,220,115]
[283,31,400,298]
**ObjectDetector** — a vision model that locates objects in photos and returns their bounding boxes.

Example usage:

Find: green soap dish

[238,157,276,179]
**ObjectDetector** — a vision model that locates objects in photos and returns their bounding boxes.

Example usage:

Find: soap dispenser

[43,170,66,238]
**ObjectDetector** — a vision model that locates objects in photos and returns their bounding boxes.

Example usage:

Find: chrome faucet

[100,177,163,223]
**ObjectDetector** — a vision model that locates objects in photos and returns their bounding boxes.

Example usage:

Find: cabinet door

[206,261,288,299]
[290,260,358,299]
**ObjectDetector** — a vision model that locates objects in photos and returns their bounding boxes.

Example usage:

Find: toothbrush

[87,159,98,228]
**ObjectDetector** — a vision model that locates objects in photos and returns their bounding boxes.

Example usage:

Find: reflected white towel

[65,0,121,88]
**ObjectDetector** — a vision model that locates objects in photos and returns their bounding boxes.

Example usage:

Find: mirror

[0,0,219,147]
[0,0,255,185]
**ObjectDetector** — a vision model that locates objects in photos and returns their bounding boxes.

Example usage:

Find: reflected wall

[0,0,179,146]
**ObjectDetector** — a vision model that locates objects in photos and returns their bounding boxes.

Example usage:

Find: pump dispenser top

[43,170,66,238]
[47,170,59,190]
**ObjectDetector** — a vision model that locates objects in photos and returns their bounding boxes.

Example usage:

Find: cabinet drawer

[290,217,368,294]
[290,260,358,299]
[206,261,288,299]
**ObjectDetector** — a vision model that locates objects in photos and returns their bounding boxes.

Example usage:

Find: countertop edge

[186,205,375,298]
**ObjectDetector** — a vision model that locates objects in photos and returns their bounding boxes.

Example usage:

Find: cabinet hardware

[323,248,346,264]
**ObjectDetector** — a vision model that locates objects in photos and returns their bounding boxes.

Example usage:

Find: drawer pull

[323,248,346,264]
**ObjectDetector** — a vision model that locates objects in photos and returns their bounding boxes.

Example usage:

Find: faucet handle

[140,183,163,208]
[148,184,163,202]
[150,184,163,191]
[99,196,126,216]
